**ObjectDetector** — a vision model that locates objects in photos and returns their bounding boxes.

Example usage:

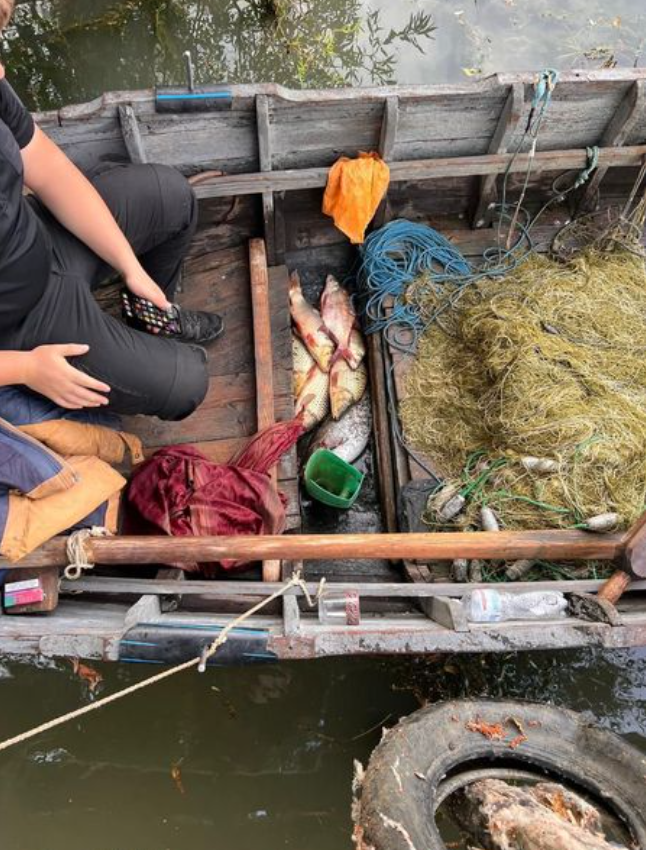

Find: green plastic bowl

[304,449,365,509]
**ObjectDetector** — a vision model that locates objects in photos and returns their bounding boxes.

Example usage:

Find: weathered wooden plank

[273,191,287,264]
[32,72,646,183]
[186,196,260,258]
[45,116,129,171]
[379,96,400,161]
[577,79,646,212]
[368,332,398,534]
[58,575,646,598]
[472,82,525,227]
[422,596,470,631]
[117,103,148,164]
[37,70,646,127]
[270,101,383,169]
[281,561,302,635]
[4,529,625,569]
[192,144,646,199]
[373,96,399,229]
[181,248,291,380]
[138,110,259,175]
[249,239,276,432]
[393,92,505,161]
[256,95,276,264]
[250,238,282,582]
[124,378,293,447]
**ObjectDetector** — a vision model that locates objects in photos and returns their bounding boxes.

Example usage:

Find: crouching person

[0,0,222,420]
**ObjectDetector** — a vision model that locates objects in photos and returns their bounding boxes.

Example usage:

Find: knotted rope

[64,527,111,581]
[0,571,324,755]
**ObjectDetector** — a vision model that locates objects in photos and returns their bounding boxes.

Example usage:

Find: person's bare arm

[0,346,110,408]
[21,126,170,309]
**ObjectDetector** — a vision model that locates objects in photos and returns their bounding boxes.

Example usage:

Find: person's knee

[158,344,208,421]
[148,164,198,239]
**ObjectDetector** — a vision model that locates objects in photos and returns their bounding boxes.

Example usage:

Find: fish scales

[330,357,368,420]
[321,274,354,355]
[320,275,363,370]
[296,363,330,431]
[348,327,366,369]
[289,271,335,373]
[309,395,372,463]
[293,334,315,397]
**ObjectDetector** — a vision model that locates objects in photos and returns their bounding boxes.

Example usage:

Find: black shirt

[0,77,51,338]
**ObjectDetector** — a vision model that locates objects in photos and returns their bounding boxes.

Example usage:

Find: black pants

[15,163,208,420]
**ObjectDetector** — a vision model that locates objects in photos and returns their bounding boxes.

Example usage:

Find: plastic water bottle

[463,588,568,623]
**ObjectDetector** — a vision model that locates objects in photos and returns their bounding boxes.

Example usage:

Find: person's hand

[23,344,111,409]
[124,264,171,311]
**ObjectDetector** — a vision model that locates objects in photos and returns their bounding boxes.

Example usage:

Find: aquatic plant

[1,0,437,109]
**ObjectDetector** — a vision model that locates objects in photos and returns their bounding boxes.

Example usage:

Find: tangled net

[401,234,646,535]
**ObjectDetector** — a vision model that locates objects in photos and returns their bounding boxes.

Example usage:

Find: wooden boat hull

[3,69,646,663]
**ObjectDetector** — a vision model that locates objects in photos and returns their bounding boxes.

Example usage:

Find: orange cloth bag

[322,151,390,244]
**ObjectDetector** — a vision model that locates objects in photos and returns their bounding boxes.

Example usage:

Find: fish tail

[289,270,302,296]
[334,345,356,366]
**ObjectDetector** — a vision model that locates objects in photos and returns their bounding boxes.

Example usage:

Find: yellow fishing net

[401,245,646,534]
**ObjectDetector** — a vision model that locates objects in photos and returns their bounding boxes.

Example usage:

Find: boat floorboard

[121,238,300,530]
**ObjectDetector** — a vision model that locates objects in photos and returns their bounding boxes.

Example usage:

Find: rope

[359,216,531,353]
[357,72,606,358]
[504,68,560,247]
[64,527,111,581]
[0,571,323,755]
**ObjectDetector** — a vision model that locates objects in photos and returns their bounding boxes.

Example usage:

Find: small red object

[4,587,45,608]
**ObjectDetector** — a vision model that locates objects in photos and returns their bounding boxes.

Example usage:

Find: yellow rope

[0,571,319,755]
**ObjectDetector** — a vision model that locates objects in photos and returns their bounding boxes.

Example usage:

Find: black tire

[358,699,646,850]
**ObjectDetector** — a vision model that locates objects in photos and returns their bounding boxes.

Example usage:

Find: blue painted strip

[242,652,276,660]
[157,92,232,101]
[120,640,158,647]
[120,657,166,665]
[138,622,268,636]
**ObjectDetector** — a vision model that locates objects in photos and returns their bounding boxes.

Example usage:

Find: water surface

[1,648,645,849]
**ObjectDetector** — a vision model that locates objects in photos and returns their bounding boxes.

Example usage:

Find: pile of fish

[291,271,369,459]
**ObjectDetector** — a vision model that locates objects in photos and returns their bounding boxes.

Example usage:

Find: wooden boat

[2,68,646,664]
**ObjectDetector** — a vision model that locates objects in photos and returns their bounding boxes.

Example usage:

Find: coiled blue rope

[359,215,532,351]
[360,219,470,330]
[355,70,609,355]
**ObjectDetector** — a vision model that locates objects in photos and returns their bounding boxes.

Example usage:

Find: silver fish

[309,395,372,463]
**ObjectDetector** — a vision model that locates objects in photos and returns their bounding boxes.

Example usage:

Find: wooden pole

[192,144,646,200]
[2,530,624,569]
[249,237,282,582]
[367,332,398,534]
[597,570,631,605]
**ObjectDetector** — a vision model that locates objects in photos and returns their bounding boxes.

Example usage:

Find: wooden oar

[3,530,624,570]
[249,237,282,582]
[571,512,646,624]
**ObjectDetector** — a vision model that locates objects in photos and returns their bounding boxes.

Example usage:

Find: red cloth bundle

[125,420,304,574]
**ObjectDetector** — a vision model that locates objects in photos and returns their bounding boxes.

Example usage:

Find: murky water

[1,2,646,848]
[2,0,645,111]
[1,648,646,849]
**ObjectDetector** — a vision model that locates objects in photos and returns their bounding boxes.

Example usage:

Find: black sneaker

[175,308,224,346]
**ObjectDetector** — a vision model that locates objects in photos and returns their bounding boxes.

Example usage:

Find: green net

[401,246,646,535]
